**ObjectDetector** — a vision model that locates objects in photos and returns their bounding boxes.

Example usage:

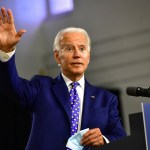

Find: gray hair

[53,27,91,52]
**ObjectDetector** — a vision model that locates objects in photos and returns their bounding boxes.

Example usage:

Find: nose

[73,47,80,57]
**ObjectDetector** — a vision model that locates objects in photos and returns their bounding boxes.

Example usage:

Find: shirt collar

[61,73,85,90]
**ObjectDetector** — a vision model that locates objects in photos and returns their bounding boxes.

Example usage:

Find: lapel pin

[91,96,95,99]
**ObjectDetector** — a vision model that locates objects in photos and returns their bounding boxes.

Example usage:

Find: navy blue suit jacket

[0,55,126,150]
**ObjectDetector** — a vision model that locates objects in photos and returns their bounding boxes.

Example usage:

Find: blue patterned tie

[66,82,80,150]
[70,82,80,135]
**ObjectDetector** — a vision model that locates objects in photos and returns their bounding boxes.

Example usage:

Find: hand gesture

[0,7,26,52]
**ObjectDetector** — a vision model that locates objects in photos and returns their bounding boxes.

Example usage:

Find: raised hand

[0,7,26,52]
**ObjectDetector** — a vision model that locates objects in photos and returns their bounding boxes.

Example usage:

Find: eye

[66,47,73,51]
[79,46,86,51]
[64,45,74,52]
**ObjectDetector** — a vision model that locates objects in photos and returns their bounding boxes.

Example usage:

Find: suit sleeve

[0,54,40,108]
[104,94,127,141]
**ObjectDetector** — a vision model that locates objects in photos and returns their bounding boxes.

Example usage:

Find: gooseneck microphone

[126,87,150,97]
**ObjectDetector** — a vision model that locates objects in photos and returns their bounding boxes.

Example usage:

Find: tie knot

[70,82,79,89]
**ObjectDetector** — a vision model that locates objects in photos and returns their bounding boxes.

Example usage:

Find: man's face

[54,32,90,80]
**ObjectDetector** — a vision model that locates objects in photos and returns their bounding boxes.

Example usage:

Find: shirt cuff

[103,135,110,144]
[0,49,15,62]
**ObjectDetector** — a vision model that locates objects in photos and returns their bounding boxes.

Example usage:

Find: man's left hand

[80,128,104,147]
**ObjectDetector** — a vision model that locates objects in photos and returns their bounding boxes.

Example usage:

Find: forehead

[60,32,87,45]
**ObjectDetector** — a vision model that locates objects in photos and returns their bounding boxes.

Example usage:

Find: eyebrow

[64,44,86,47]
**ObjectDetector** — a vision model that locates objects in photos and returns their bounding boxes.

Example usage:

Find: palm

[0,7,26,52]
[0,23,17,50]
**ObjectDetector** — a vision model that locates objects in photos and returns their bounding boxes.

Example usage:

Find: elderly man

[0,7,126,150]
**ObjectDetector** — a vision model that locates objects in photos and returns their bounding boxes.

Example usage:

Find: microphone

[126,87,150,97]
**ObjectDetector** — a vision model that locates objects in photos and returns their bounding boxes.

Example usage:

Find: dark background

[0,92,31,150]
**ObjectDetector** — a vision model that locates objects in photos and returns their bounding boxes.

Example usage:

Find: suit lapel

[81,80,96,129]
[52,75,96,129]
[52,75,72,125]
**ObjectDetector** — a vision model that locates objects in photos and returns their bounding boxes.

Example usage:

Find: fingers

[0,15,2,25]
[91,136,104,147]
[17,29,26,37]
[0,7,26,39]
[1,7,8,23]
[80,128,104,147]
[0,7,14,25]
[7,9,14,24]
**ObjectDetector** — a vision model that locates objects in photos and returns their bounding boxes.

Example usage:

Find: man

[0,7,126,150]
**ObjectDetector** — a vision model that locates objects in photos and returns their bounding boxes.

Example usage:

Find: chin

[71,70,84,75]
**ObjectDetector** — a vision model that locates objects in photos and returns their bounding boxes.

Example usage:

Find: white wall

[1,0,150,134]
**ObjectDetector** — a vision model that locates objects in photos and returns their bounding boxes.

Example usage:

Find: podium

[92,112,146,150]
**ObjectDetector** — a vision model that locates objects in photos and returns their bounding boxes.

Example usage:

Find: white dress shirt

[0,49,15,62]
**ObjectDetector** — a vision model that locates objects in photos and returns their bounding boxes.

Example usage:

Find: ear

[54,50,61,65]
[88,52,90,64]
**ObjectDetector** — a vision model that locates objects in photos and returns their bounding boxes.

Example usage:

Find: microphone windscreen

[126,87,138,96]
